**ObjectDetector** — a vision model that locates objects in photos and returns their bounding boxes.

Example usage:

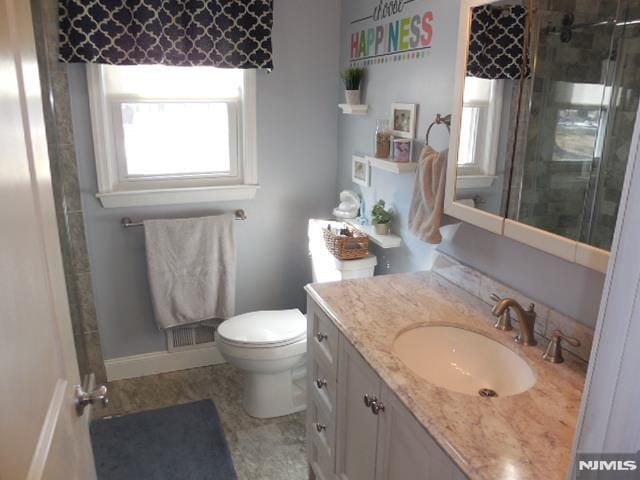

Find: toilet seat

[217,309,307,348]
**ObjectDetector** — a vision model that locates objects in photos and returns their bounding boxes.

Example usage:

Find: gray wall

[337,0,605,327]
[70,0,341,359]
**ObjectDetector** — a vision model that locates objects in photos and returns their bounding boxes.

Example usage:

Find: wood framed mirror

[445,0,639,273]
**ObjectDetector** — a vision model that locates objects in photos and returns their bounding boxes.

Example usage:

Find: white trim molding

[96,184,259,208]
[104,345,225,381]
[572,102,640,469]
[87,66,258,208]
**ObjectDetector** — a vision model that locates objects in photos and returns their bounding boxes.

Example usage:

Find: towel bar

[425,113,451,145]
[121,209,247,228]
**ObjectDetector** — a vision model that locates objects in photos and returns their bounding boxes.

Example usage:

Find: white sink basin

[392,326,535,397]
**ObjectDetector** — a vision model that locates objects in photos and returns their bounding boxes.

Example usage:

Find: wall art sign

[349,0,434,67]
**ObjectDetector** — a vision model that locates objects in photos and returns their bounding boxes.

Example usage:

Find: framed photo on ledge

[352,155,370,187]
[390,103,417,139]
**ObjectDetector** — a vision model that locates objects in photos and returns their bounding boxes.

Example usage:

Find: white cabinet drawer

[309,395,336,459]
[309,436,335,480]
[308,300,339,374]
[310,355,337,417]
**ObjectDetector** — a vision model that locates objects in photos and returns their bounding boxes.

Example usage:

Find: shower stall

[510,0,640,251]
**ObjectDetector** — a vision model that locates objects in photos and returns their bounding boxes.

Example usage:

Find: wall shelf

[345,220,403,249]
[339,104,368,115]
[365,156,418,174]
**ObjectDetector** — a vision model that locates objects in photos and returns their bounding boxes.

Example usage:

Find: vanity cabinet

[307,297,467,480]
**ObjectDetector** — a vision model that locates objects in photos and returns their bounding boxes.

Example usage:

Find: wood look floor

[97,363,308,480]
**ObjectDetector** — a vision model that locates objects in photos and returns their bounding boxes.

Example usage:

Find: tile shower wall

[511,0,639,250]
[31,0,106,384]
[337,0,606,329]
[587,0,640,248]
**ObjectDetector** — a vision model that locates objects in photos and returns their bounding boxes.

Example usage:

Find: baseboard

[104,345,225,381]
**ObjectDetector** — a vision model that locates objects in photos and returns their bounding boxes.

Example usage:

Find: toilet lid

[217,309,307,347]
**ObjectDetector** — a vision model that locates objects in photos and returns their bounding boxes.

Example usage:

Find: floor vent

[167,324,217,352]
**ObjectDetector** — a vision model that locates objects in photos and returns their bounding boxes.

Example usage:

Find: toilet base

[243,365,307,418]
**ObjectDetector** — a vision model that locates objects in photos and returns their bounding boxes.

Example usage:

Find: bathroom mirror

[446,0,638,272]
[507,0,639,254]
[445,0,531,235]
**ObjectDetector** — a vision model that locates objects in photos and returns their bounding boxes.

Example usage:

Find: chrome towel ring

[425,113,451,145]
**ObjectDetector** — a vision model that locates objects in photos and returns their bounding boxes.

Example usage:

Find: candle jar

[374,119,391,159]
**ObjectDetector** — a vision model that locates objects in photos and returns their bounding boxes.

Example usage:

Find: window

[88,65,257,208]
[551,81,609,164]
[458,76,503,176]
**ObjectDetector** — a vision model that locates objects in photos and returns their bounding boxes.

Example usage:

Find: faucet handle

[542,329,581,363]
[490,293,501,303]
[553,329,580,347]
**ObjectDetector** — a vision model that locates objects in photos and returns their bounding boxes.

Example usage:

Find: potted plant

[341,67,364,105]
[371,200,392,235]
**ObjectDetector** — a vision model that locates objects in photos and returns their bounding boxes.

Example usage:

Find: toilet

[216,219,377,418]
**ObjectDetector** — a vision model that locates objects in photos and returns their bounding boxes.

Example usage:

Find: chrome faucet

[491,298,537,346]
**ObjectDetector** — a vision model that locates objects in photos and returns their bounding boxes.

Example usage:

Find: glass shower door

[581,0,640,249]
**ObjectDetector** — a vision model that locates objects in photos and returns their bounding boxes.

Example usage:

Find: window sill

[96,184,259,208]
[456,175,497,190]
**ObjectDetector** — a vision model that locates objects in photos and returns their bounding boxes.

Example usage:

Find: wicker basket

[322,224,369,260]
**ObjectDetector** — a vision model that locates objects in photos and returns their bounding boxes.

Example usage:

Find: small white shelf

[345,220,403,249]
[339,104,368,115]
[365,156,418,174]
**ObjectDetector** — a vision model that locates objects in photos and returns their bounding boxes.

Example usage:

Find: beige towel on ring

[408,146,449,244]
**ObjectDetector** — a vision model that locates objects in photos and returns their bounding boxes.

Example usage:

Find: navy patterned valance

[467,5,529,80]
[59,0,274,69]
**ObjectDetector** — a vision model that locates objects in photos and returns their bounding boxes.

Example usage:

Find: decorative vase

[374,223,390,235]
[374,119,391,159]
[345,89,361,105]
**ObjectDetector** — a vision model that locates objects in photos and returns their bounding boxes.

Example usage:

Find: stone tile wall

[31,0,106,384]
[509,0,638,251]
[432,252,595,362]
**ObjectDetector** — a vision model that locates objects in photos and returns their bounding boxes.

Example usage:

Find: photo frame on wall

[390,103,417,139]
[352,155,370,187]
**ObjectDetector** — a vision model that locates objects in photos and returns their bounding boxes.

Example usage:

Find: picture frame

[351,155,370,187]
[392,138,413,163]
[390,103,417,139]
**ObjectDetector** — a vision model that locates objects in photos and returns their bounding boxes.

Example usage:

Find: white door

[0,0,97,479]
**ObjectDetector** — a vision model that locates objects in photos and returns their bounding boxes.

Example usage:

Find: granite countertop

[306,271,587,480]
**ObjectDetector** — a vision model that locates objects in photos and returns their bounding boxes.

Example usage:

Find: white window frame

[87,65,258,208]
[457,78,503,177]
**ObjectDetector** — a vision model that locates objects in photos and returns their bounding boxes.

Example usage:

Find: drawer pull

[363,394,373,408]
[315,378,328,389]
[314,422,327,433]
[315,332,328,342]
[371,400,385,415]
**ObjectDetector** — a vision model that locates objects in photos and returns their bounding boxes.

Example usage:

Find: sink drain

[478,388,498,398]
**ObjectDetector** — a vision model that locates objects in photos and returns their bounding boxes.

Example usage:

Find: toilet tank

[308,219,377,283]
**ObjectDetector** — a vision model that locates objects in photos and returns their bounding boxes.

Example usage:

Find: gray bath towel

[409,146,449,244]
[144,214,236,330]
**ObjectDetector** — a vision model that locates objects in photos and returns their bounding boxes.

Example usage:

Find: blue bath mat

[90,400,237,480]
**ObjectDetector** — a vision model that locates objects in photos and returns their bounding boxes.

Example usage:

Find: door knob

[363,394,373,407]
[74,384,109,416]
[314,422,327,433]
[315,332,328,342]
[370,399,385,415]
